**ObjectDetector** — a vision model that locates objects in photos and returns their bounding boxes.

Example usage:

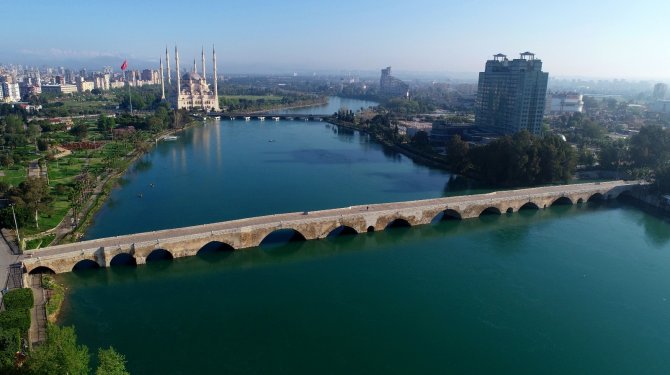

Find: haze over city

[3,0,669,79]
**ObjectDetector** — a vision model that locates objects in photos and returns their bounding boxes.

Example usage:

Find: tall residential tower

[474,52,548,135]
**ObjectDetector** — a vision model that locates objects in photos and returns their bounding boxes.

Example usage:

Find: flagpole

[127,59,133,114]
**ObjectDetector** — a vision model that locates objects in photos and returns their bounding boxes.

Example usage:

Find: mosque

[159,45,219,112]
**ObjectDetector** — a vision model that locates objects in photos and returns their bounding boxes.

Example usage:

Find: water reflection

[67,204,625,287]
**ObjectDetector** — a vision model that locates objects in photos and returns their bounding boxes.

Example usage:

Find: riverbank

[328,118,452,171]
[54,99,335,244]
[55,119,202,244]
[226,97,328,115]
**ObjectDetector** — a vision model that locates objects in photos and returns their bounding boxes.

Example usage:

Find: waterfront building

[474,52,549,135]
[170,45,219,111]
[379,66,409,98]
[546,92,584,114]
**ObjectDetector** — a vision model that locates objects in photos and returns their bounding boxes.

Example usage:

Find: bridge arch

[72,259,100,271]
[259,228,307,247]
[519,202,540,210]
[326,225,358,238]
[479,207,502,216]
[551,196,573,206]
[385,218,412,230]
[110,253,137,267]
[29,266,55,275]
[367,226,375,233]
[431,209,462,224]
[146,249,174,262]
[197,241,235,255]
[616,189,634,200]
[588,193,605,202]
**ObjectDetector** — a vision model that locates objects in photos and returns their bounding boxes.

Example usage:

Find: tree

[27,124,42,142]
[580,119,606,140]
[70,124,88,140]
[27,325,90,375]
[469,131,576,186]
[8,178,52,229]
[97,115,116,134]
[411,131,430,149]
[0,327,21,373]
[445,135,470,174]
[629,124,670,169]
[96,347,130,375]
[598,140,628,171]
[146,116,165,133]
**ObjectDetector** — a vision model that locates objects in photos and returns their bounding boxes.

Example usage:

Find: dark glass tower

[474,52,549,135]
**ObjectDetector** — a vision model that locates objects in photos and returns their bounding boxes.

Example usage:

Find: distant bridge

[217,114,331,121]
[21,181,641,275]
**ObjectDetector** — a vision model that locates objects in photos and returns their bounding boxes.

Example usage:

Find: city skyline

[2,0,669,80]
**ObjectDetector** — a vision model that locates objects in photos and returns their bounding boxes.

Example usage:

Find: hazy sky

[3,0,669,79]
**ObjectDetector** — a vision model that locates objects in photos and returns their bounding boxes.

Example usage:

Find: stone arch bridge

[21,181,641,275]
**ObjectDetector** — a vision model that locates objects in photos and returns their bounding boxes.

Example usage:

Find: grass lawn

[24,233,56,250]
[0,166,27,186]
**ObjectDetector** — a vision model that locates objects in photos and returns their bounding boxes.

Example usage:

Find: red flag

[120,60,128,71]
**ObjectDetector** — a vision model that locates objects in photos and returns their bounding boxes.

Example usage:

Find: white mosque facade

[160,45,220,112]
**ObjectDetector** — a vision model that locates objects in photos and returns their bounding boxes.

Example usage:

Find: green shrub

[0,309,31,335]
[0,327,21,370]
[3,288,34,311]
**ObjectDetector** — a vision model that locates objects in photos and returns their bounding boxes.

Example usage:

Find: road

[22,180,638,261]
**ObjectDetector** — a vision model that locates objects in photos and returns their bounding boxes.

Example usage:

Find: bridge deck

[23,180,638,263]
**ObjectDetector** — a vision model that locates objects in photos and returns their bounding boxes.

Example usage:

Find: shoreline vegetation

[0,87,328,251]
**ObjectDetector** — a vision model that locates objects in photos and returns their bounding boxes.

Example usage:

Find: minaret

[193,59,197,74]
[160,57,165,100]
[201,46,206,85]
[175,45,181,98]
[213,45,219,111]
[165,46,171,85]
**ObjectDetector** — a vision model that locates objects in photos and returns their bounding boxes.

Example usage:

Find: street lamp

[9,204,20,244]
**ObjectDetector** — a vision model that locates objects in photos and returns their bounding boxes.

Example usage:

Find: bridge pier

[20,181,643,275]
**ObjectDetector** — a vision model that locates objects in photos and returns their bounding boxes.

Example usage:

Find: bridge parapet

[21,181,643,274]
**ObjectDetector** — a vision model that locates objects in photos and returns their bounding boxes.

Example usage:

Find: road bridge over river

[21,181,641,275]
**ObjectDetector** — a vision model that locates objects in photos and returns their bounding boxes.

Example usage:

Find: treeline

[221,93,323,112]
[446,131,577,187]
[116,85,163,111]
[596,124,670,193]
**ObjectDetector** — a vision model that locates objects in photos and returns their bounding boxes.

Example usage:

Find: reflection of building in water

[379,66,409,98]
[163,45,219,112]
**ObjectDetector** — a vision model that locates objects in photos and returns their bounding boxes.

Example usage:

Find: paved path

[22,180,638,262]
[0,232,21,292]
[28,275,46,345]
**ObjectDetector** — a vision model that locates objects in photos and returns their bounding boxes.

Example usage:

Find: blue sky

[3,0,669,79]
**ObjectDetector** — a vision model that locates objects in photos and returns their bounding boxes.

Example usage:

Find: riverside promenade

[20,180,641,275]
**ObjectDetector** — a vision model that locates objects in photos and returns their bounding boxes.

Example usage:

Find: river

[84,97,470,239]
[59,97,670,374]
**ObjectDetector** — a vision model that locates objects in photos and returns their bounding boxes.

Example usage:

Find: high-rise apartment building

[653,83,667,100]
[379,66,409,98]
[474,52,549,135]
